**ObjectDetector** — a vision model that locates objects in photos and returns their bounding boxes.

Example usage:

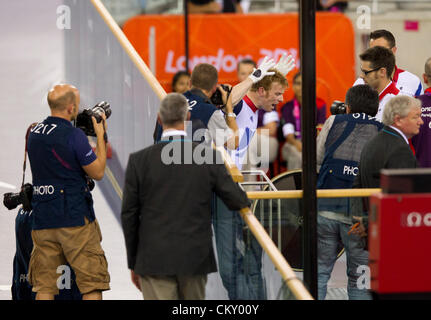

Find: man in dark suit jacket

[121,93,250,300]
[356,95,422,188]
[352,95,423,237]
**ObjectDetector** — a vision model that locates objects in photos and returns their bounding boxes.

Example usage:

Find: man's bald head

[47,84,79,111]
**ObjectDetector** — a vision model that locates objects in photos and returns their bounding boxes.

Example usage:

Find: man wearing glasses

[353,29,423,97]
[359,46,400,122]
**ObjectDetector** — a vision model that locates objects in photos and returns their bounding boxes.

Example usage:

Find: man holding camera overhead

[27,84,110,300]
[153,63,239,149]
[184,63,240,148]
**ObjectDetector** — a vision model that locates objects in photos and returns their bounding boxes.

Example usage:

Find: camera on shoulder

[210,84,232,106]
[330,100,347,115]
[76,101,112,136]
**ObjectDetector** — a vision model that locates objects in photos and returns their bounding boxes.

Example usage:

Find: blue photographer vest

[317,113,383,213]
[27,117,95,230]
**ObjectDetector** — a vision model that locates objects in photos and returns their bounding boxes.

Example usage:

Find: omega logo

[405,212,431,227]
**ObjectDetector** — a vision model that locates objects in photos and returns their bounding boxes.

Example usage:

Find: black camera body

[330,100,347,115]
[3,183,33,212]
[210,84,232,106]
[76,101,111,136]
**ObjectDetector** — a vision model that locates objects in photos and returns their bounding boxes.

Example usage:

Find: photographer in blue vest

[27,84,110,300]
[316,84,383,300]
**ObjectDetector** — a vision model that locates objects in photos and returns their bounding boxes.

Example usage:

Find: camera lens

[75,101,111,136]
[3,192,21,210]
[92,102,111,122]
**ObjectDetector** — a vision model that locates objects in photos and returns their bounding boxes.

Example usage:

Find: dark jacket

[411,90,431,168]
[352,125,418,234]
[153,89,222,144]
[121,136,249,276]
[356,125,418,189]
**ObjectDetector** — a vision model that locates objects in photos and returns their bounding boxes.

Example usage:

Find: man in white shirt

[229,54,294,170]
[353,29,423,97]
[235,58,281,175]
[359,46,399,122]
[229,70,288,170]
[213,54,294,300]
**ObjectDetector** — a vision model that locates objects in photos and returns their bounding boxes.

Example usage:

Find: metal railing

[247,185,380,264]
[247,188,382,200]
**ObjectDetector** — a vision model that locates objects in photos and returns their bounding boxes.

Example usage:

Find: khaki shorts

[140,275,207,300]
[28,218,110,295]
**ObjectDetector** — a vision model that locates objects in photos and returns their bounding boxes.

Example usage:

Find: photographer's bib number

[30,123,57,135]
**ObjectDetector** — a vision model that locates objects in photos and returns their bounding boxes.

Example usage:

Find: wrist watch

[252,69,262,78]
[226,112,236,118]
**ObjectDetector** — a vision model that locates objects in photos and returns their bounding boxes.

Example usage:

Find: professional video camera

[3,183,33,211]
[330,100,347,115]
[76,101,111,137]
[210,84,232,106]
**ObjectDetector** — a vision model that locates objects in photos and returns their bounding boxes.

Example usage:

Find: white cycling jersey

[354,66,423,97]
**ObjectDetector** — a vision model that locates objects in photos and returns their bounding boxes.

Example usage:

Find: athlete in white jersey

[353,29,423,97]
[213,54,294,301]
[354,66,422,97]
[227,54,293,169]
[229,77,288,169]
[226,54,295,170]
[376,81,400,121]
[230,95,259,169]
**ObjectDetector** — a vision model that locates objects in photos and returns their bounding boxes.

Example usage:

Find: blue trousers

[317,214,371,300]
[212,196,266,300]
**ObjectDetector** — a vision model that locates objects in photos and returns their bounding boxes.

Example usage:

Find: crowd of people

[147,28,430,300]
[15,27,431,301]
